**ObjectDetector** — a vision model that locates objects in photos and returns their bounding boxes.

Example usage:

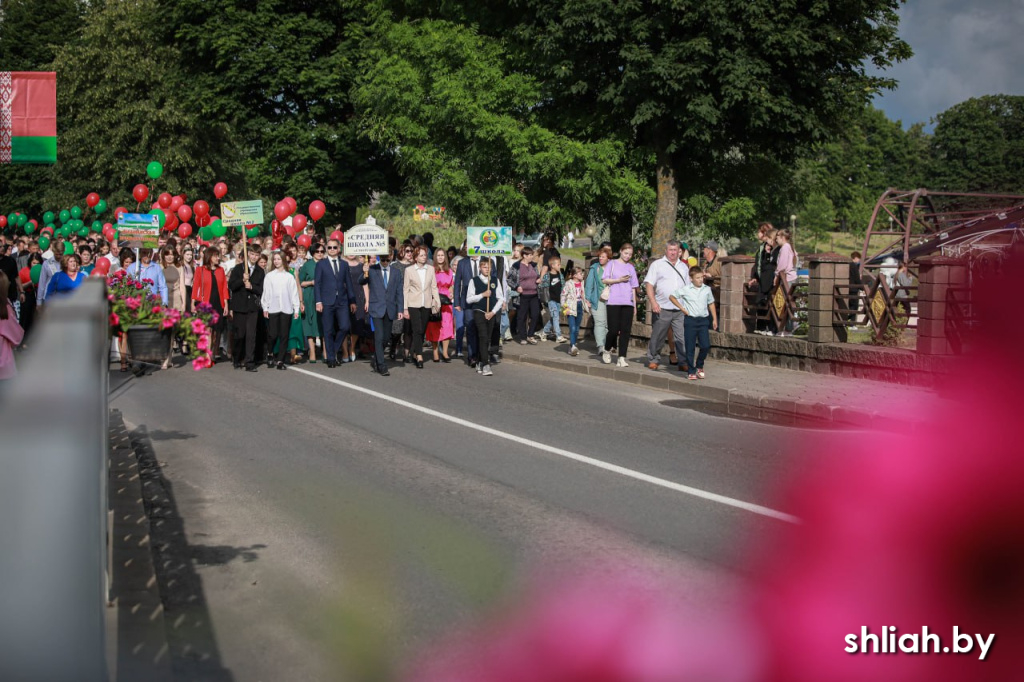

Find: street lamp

[790,213,797,252]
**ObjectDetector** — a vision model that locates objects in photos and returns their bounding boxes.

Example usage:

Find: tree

[352,14,652,230]
[0,0,85,218]
[798,192,836,253]
[38,0,243,213]
[418,0,911,256]
[164,0,401,229]
[929,95,1024,194]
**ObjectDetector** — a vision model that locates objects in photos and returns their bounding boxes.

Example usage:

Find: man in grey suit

[360,253,404,376]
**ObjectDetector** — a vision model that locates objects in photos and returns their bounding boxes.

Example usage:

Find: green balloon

[38,236,50,251]
[17,213,28,226]
[58,226,71,238]
[30,264,42,285]
[64,242,75,255]
[146,161,163,179]
[6,213,16,226]
[94,199,107,215]
[70,206,83,219]
[198,225,213,241]
[77,226,89,238]
[43,211,55,225]
[59,209,71,224]
[25,223,36,235]
[245,225,259,238]
[148,208,166,229]
[91,220,103,233]
[209,219,226,238]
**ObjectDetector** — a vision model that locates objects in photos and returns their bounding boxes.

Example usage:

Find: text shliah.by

[845,627,995,660]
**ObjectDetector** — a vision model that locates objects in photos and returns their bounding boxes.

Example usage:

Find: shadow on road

[131,424,258,682]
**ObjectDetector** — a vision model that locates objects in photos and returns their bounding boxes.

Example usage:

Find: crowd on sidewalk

[0,228,730,381]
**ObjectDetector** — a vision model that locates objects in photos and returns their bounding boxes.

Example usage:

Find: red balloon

[292,214,308,232]
[93,258,111,275]
[28,218,38,229]
[178,223,192,239]
[158,192,172,208]
[40,226,53,236]
[309,200,326,222]
[170,195,184,211]
[18,267,31,284]
[193,200,210,218]
[86,192,100,208]
[273,201,289,222]
[213,182,228,199]
[114,206,128,219]
[296,234,312,248]
[284,196,297,214]
[133,184,149,203]
[164,212,179,232]
[329,230,344,242]
[102,225,116,242]
[196,214,210,228]
[0,216,7,228]
[177,205,192,222]
[151,201,160,210]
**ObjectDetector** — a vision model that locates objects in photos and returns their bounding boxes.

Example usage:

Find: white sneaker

[616,356,629,368]
[601,350,611,364]
[477,364,483,373]
[556,336,567,343]
[569,346,578,356]
[503,330,513,341]
[481,365,493,376]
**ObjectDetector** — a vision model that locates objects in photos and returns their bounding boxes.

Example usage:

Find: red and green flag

[0,71,57,165]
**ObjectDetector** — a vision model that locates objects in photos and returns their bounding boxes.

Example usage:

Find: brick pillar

[916,255,967,355]
[806,253,850,343]
[719,255,754,334]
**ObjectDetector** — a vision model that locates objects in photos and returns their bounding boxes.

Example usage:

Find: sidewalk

[500,337,950,431]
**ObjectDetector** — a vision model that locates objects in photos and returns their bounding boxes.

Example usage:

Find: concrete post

[806,253,850,344]
[916,255,967,355]
[719,255,754,334]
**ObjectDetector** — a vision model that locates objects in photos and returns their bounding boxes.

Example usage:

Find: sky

[871,0,1024,127]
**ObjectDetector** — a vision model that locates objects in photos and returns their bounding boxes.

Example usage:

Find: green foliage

[353,15,652,230]
[798,192,836,252]
[928,95,1024,194]
[41,0,243,212]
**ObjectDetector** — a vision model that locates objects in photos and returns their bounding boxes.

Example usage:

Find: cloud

[872,0,1024,127]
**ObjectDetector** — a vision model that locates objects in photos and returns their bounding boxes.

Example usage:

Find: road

[109,353,848,681]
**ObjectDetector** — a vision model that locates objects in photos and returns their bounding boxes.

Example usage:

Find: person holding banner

[465,258,505,377]
[360,253,404,376]
[402,245,440,369]
[314,238,355,368]
[229,247,265,372]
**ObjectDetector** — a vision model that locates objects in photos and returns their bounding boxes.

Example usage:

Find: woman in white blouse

[402,245,440,369]
[261,251,301,370]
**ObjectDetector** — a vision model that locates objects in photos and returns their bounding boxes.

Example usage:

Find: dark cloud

[872,0,1024,126]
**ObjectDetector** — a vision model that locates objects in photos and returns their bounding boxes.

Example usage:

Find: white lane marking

[288,366,800,524]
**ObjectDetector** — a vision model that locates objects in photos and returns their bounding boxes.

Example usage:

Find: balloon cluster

[3,188,112,242]
[271,197,326,248]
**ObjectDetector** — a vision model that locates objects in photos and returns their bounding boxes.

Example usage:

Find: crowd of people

[0,228,728,381]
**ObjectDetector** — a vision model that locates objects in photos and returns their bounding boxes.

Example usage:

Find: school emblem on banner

[0,71,57,164]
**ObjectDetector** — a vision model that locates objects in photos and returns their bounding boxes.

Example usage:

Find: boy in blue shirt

[668,266,718,380]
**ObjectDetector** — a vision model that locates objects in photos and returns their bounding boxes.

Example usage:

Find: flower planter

[125,325,171,363]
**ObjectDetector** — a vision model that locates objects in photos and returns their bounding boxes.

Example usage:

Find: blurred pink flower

[108,312,119,327]
[191,318,207,335]
[124,296,141,310]
[191,354,212,371]
[196,334,210,352]
[407,569,760,682]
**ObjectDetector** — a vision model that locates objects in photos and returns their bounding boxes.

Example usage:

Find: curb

[500,346,915,432]
[107,410,174,682]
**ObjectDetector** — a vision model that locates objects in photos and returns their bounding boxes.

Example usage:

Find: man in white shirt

[643,239,690,371]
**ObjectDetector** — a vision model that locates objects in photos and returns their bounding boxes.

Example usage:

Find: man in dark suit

[315,238,355,368]
[228,246,265,372]
[454,254,485,367]
[360,253,404,376]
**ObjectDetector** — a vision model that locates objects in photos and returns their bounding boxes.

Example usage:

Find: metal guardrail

[0,279,109,681]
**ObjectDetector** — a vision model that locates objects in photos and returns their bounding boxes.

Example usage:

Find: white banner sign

[343,224,389,256]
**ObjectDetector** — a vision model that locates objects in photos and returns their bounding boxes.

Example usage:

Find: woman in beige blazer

[403,245,441,368]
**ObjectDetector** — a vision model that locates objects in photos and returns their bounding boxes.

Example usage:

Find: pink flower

[124,296,141,310]
[196,334,210,352]
[160,318,175,330]
[107,294,115,302]
[191,318,207,335]
[152,306,162,314]
[135,282,143,290]
[191,354,212,371]
[109,312,120,327]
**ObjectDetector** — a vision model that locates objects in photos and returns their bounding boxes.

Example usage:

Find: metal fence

[0,279,109,681]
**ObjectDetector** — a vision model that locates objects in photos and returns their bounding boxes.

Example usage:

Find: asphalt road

[109,353,851,681]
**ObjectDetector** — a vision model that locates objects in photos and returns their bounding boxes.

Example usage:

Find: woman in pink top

[773,228,798,335]
[426,248,455,361]
[0,271,25,380]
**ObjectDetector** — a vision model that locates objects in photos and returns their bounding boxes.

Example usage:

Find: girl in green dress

[298,243,324,362]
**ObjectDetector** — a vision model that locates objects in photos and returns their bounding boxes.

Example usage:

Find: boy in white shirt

[668,266,718,381]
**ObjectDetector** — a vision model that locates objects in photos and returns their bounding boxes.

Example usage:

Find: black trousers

[232,310,259,367]
[267,312,291,364]
[474,309,496,364]
[408,307,432,358]
[515,294,540,341]
[372,315,392,369]
[604,304,634,357]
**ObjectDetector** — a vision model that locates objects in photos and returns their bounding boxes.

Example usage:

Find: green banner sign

[221,199,264,227]
[466,226,513,256]
[117,212,160,248]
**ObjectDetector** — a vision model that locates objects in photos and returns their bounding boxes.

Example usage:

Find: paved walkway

[500,336,949,431]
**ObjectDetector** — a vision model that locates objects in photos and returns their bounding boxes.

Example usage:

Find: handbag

[599,261,612,301]
[439,293,452,306]
[429,308,443,323]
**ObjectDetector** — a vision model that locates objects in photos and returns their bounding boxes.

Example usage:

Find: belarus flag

[0,71,57,165]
